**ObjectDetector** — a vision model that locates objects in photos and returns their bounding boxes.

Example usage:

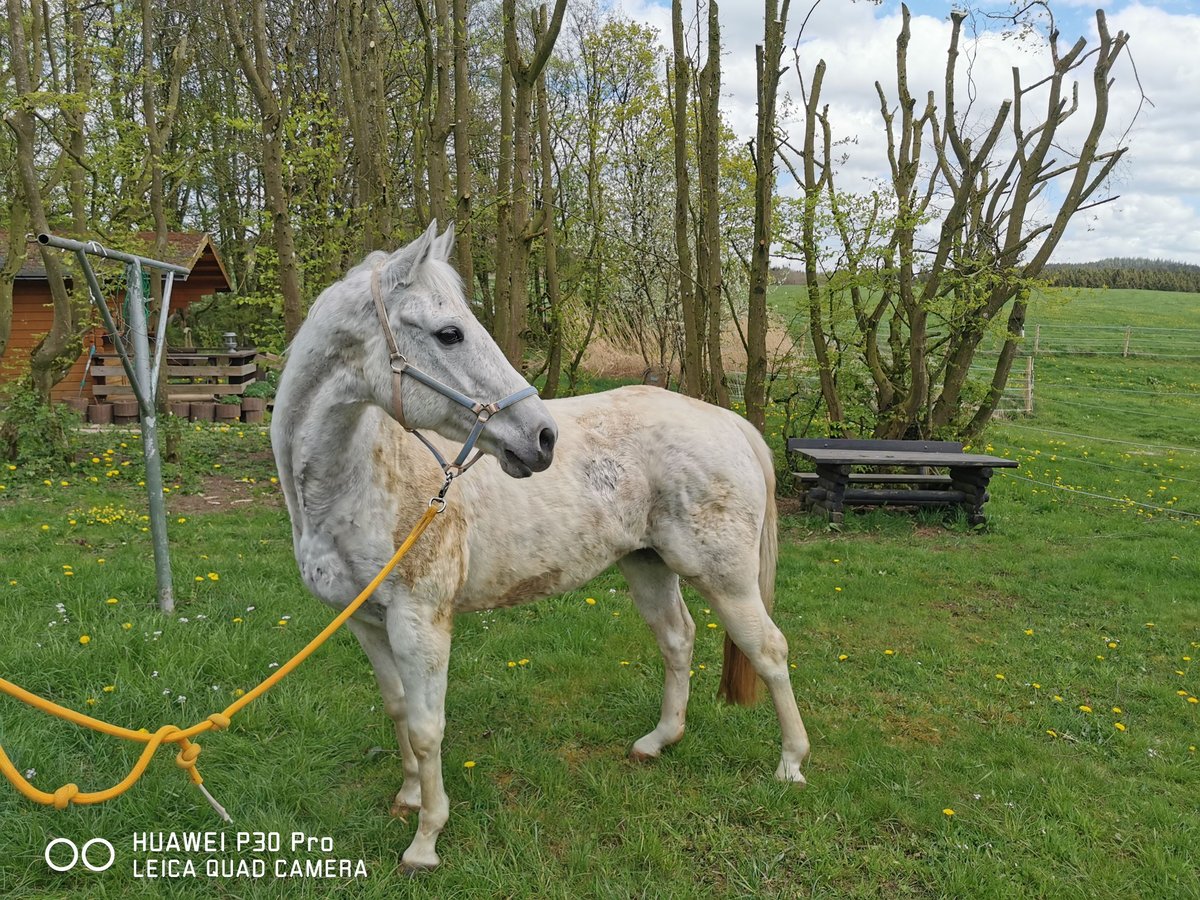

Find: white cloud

[616,0,1200,264]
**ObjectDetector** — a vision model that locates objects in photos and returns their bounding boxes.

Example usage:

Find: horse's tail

[719,419,778,706]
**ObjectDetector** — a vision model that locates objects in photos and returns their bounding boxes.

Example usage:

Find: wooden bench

[786,438,1018,527]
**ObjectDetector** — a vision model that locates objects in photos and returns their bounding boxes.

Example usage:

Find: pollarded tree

[792,4,1132,439]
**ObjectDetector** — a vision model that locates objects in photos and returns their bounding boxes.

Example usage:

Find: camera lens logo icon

[44,837,115,872]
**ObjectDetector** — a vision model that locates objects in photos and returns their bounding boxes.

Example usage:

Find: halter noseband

[370,265,540,501]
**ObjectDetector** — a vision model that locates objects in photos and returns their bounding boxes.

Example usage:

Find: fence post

[1033,324,1040,355]
[1123,326,1131,357]
[1025,356,1034,414]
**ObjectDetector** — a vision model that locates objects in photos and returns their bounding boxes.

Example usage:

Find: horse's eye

[435,327,464,346]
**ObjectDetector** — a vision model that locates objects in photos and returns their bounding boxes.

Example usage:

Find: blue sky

[620,0,1200,264]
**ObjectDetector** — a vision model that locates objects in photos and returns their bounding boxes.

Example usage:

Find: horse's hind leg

[347,620,422,816]
[618,549,696,760]
[694,574,810,785]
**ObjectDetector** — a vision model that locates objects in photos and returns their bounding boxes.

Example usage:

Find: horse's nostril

[539,427,556,456]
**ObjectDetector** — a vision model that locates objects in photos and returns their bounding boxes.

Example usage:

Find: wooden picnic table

[787,438,1019,527]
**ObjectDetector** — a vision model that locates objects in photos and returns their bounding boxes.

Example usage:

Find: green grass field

[1,287,1198,898]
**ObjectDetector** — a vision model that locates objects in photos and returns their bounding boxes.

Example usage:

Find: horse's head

[304,223,557,478]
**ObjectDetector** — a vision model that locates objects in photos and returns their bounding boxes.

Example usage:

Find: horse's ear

[433,223,456,261]
[385,221,440,288]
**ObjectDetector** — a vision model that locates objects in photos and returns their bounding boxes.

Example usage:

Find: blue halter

[371,265,540,502]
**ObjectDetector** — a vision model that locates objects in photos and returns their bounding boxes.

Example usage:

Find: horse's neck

[276,362,438,534]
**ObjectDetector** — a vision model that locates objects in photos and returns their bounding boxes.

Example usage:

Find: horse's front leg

[346,619,421,817]
[385,604,453,871]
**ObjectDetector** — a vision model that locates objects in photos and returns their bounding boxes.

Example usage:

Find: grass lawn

[1,291,1198,897]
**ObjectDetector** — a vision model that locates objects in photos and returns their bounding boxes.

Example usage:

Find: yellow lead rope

[0,504,440,819]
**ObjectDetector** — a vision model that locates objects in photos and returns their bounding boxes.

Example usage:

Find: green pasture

[2,287,1199,898]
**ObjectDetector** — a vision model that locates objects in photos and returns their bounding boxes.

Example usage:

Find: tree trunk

[698,0,727,407]
[7,0,84,400]
[221,0,304,340]
[534,15,563,398]
[427,0,453,226]
[497,0,568,367]
[452,0,475,298]
[746,0,790,430]
[670,0,701,398]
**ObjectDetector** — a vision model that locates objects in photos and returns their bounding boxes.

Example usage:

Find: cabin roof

[0,231,232,291]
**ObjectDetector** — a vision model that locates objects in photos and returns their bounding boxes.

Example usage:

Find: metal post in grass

[38,233,190,614]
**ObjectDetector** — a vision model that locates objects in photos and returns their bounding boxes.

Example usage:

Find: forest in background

[2,0,1137,439]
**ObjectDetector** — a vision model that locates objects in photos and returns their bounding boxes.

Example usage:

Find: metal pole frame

[38,233,188,615]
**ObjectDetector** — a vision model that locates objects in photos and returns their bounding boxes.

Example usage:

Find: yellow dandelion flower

[40,524,49,531]
[585,597,596,605]
[1178,690,1190,697]
[463,760,476,769]
[706,623,718,629]
[1189,697,1199,705]
[1107,642,1118,649]
[1078,705,1092,713]
[995,674,1006,680]
[1111,707,1122,714]
[85,698,97,706]
[106,598,119,605]
[207,572,219,581]
[232,688,245,698]
[838,654,848,661]
[619,660,630,666]
[507,661,516,668]
[121,622,132,630]
[1047,729,1058,737]
[1114,722,1126,732]
[232,617,243,624]
[942,808,955,817]
[277,619,287,626]
[884,649,895,655]
[195,576,204,582]
[79,635,91,645]
[103,685,115,693]
[834,587,843,592]
[1032,683,1042,689]
[518,658,529,666]
[1024,629,1034,636]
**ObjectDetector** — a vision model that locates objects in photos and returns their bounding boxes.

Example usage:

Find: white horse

[271,223,809,870]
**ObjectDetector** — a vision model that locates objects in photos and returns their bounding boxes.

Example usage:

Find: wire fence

[1021,324,1200,359]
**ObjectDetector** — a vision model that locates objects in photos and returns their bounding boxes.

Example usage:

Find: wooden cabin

[0,232,232,403]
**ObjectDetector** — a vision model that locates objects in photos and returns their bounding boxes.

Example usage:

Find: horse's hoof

[400,852,440,874]
[775,760,808,786]
[628,746,658,762]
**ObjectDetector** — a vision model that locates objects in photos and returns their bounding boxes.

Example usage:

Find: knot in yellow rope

[52,783,80,810]
[175,740,201,770]
[207,712,231,731]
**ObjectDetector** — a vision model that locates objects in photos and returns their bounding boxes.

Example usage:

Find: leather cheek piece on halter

[370,265,540,488]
